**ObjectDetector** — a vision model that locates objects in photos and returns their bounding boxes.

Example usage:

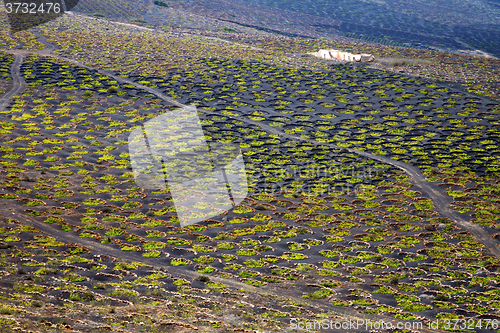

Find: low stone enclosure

[309,49,375,62]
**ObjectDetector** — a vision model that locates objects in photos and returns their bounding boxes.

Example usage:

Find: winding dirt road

[0,54,24,111]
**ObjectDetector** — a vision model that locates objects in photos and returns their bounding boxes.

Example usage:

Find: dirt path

[30,30,56,54]
[453,37,498,59]
[0,54,24,110]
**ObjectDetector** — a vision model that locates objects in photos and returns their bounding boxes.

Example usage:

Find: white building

[309,49,374,62]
